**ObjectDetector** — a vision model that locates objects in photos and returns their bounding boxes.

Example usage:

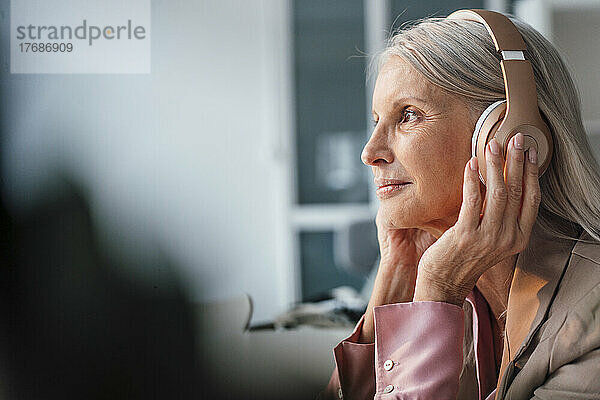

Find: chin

[379,202,423,229]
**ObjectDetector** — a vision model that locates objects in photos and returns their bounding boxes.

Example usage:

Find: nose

[361,126,394,166]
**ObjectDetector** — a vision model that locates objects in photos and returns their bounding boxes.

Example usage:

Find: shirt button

[384,359,394,371]
[383,384,394,394]
[338,387,343,399]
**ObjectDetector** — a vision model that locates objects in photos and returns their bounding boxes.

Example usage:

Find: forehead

[373,56,450,110]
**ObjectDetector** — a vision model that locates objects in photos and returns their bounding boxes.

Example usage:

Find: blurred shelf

[291,203,375,230]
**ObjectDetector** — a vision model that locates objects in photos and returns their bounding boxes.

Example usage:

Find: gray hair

[369,14,600,242]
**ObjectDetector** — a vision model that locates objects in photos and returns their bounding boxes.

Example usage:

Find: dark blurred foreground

[0,179,209,399]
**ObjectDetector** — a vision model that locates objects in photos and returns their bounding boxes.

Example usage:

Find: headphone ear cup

[473,100,507,185]
[473,101,553,186]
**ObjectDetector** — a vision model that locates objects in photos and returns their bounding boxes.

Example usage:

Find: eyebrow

[372,96,428,115]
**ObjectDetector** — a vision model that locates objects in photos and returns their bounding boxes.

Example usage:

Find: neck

[475,254,518,330]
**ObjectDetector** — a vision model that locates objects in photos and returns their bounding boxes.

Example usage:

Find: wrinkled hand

[376,210,438,268]
[357,214,437,343]
[413,132,541,306]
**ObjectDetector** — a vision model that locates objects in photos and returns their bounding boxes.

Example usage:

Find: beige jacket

[494,217,600,398]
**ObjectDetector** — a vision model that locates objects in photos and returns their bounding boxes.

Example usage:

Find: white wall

[551,7,600,123]
[1,0,294,323]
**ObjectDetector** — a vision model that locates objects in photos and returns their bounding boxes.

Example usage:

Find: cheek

[408,136,467,185]
[409,136,469,207]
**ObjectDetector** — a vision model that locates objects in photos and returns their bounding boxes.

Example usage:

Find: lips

[374,177,410,188]
[374,178,411,199]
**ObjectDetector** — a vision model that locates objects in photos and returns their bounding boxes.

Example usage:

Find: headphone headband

[447,9,526,52]
[445,9,553,183]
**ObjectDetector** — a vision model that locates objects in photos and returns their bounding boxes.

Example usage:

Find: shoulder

[549,232,600,368]
[548,280,600,372]
[556,230,600,312]
[572,230,600,266]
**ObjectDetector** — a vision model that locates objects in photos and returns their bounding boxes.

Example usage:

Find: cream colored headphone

[447,9,553,185]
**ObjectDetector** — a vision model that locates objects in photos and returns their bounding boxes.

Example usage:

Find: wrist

[413,268,472,306]
[359,260,418,344]
[356,307,376,343]
[378,251,420,271]
[372,262,418,304]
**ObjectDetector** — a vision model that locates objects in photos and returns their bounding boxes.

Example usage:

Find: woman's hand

[413,132,541,306]
[358,214,437,343]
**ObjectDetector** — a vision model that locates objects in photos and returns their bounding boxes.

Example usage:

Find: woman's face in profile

[362,56,475,236]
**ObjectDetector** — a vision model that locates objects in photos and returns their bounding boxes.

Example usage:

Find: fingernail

[529,147,537,164]
[514,133,523,150]
[489,139,500,155]
[469,157,478,171]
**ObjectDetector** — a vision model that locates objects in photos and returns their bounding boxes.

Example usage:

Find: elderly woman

[319,9,600,400]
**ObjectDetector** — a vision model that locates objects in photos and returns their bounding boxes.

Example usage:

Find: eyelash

[372,108,419,127]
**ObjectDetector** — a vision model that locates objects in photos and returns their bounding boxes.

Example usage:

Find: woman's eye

[401,109,418,123]
[371,109,418,128]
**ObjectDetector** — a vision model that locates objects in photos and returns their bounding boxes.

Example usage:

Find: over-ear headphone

[446,9,553,185]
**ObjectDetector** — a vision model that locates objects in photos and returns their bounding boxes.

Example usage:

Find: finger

[503,133,525,226]
[519,147,541,234]
[481,138,508,228]
[457,156,483,231]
